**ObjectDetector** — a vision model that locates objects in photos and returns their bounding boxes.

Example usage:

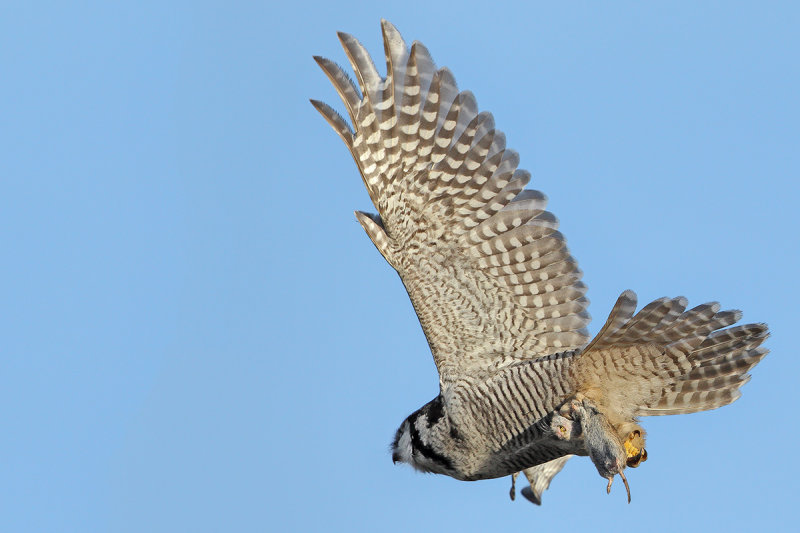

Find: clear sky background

[1,1,798,531]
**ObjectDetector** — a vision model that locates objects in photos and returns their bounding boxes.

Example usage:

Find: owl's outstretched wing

[312,21,589,382]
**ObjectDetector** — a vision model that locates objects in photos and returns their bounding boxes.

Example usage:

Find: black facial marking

[409,420,454,471]
[426,396,444,427]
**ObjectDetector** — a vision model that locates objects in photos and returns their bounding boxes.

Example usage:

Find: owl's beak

[392,452,400,464]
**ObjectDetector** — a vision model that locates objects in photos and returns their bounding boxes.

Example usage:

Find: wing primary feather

[337,31,381,97]
[314,22,594,375]
[313,56,361,125]
[309,99,353,147]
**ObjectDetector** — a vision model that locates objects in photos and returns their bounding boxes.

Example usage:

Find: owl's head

[391,397,457,476]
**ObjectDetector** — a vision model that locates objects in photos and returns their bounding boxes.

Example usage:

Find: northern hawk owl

[311,20,769,505]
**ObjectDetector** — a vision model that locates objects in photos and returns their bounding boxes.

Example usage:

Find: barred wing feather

[312,20,590,382]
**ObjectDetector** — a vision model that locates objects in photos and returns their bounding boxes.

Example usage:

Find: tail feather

[581,290,638,354]
[653,302,721,345]
[647,297,688,337]
[646,389,743,415]
[578,291,769,418]
[603,296,674,345]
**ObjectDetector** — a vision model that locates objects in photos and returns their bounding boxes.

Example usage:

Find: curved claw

[623,429,647,467]
[626,448,648,468]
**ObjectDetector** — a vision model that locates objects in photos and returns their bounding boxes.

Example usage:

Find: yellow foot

[623,429,648,468]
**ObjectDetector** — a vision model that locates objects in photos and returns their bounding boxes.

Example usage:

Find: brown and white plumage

[312,21,589,383]
[312,20,769,504]
[514,456,572,505]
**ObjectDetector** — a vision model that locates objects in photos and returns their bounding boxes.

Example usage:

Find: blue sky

[1,1,798,531]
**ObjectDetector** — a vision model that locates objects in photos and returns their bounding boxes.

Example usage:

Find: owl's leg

[569,398,632,503]
[509,472,518,501]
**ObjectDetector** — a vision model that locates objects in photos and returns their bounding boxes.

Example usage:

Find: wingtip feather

[310,99,354,146]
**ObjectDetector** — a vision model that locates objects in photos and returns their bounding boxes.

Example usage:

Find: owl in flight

[311,20,768,504]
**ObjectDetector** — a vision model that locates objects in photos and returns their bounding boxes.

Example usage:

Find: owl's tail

[575,290,769,418]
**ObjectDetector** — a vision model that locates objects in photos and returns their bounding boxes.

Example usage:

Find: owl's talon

[623,429,647,467]
[626,448,646,467]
